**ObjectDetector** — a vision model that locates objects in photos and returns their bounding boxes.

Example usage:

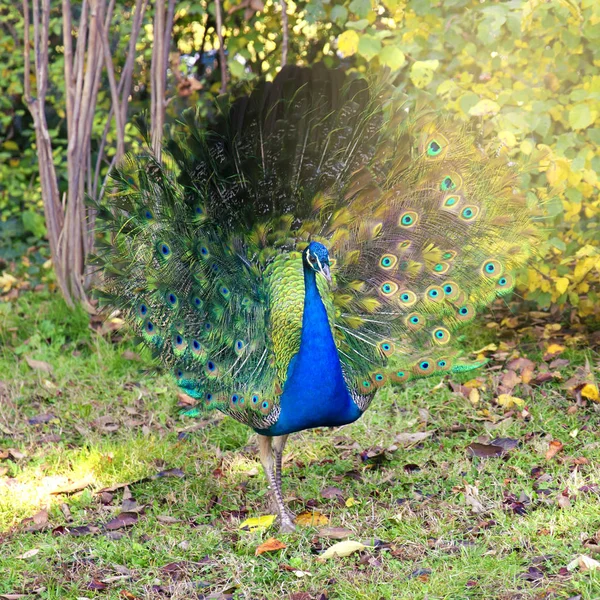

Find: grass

[0,290,599,599]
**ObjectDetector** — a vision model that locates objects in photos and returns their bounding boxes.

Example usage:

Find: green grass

[1,291,599,599]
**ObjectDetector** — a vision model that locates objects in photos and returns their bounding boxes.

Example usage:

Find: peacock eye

[309,255,317,263]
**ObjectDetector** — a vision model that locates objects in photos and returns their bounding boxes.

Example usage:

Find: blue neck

[257,261,361,436]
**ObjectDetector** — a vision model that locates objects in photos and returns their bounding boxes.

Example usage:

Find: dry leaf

[318,527,353,539]
[395,431,433,446]
[468,388,480,405]
[497,394,525,409]
[295,510,329,527]
[545,440,564,460]
[17,548,40,559]
[464,484,486,514]
[239,515,276,532]
[345,497,359,507]
[567,554,600,572]
[24,356,53,374]
[545,343,565,355]
[318,540,366,560]
[580,384,599,402]
[255,537,286,556]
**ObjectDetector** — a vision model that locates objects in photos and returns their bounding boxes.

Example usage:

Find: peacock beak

[320,263,332,283]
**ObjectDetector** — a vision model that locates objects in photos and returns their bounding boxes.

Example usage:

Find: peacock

[93,64,537,532]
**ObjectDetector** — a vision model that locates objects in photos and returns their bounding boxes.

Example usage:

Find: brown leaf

[87,580,108,591]
[24,356,53,374]
[177,391,196,406]
[156,515,181,524]
[545,440,564,460]
[255,537,286,556]
[320,486,343,500]
[466,443,504,458]
[318,527,353,539]
[50,475,94,495]
[93,415,120,432]
[104,511,138,530]
[395,431,433,446]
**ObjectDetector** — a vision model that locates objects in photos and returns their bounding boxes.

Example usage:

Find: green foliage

[2,0,599,316]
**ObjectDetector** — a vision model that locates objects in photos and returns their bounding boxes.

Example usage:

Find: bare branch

[214,0,227,94]
[280,0,288,67]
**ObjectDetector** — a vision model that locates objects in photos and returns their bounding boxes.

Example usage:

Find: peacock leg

[258,434,295,532]
[272,434,295,523]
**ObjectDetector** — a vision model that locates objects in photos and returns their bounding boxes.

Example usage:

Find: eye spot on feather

[443,251,457,260]
[414,359,435,376]
[442,195,459,208]
[205,361,219,378]
[432,327,451,345]
[406,312,425,331]
[138,303,148,317]
[194,206,204,215]
[165,292,178,307]
[457,304,475,321]
[204,322,212,331]
[398,240,412,251]
[144,319,155,334]
[157,242,171,258]
[234,339,245,355]
[460,206,479,221]
[371,372,386,388]
[437,359,451,371]
[380,281,399,297]
[496,274,514,294]
[425,286,444,302]
[144,210,153,220]
[199,245,209,257]
[390,369,410,383]
[220,285,231,299]
[442,281,460,300]
[260,400,271,415]
[379,254,398,270]
[399,211,418,228]
[399,290,417,306]
[481,259,503,278]
[175,368,184,379]
[432,262,450,274]
[378,340,395,357]
[427,139,443,157]
[207,361,216,371]
[190,295,203,310]
[251,394,260,405]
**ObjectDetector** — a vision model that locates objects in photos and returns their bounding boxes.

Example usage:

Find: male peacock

[94,65,537,532]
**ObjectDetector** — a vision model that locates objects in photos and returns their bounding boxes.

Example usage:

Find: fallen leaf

[468,388,480,405]
[239,515,276,532]
[318,540,366,560]
[255,537,286,556]
[580,384,599,402]
[467,442,504,458]
[87,580,108,591]
[27,413,57,425]
[295,511,329,527]
[497,394,525,409]
[464,484,486,514]
[24,356,53,374]
[395,431,433,446]
[104,512,139,530]
[567,554,600,572]
[50,475,94,495]
[318,527,353,539]
[156,515,181,524]
[17,548,40,559]
[545,343,565,355]
[545,440,564,460]
[153,468,185,479]
[345,497,359,507]
[320,486,343,500]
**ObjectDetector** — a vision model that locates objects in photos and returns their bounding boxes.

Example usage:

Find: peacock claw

[278,518,296,533]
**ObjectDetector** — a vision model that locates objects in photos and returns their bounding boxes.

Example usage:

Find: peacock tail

[92,65,537,432]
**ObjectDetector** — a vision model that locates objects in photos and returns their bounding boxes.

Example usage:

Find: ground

[0,291,599,600]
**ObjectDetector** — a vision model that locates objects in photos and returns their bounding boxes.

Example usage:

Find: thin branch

[280,0,288,67]
[214,0,227,94]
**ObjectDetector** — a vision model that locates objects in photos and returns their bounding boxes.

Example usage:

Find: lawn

[0,291,599,600]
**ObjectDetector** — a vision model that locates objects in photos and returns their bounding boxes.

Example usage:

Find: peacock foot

[278,515,296,533]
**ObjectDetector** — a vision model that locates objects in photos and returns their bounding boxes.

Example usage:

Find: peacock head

[303,241,331,282]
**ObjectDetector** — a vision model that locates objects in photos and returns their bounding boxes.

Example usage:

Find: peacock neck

[299,264,338,359]
[257,259,362,436]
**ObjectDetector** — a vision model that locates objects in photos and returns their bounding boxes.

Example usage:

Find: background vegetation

[0,0,599,315]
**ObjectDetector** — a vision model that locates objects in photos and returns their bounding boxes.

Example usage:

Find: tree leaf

[379,46,406,70]
[569,104,595,130]
[295,510,329,527]
[318,540,366,560]
[255,537,286,556]
[357,35,382,61]
[239,515,276,532]
[410,60,439,88]
[337,30,360,57]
